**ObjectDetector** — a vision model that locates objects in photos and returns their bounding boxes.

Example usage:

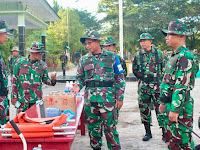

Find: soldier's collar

[173,45,186,55]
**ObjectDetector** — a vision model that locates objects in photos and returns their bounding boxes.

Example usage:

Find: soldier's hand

[115,101,123,109]
[50,72,57,81]
[169,111,179,123]
[11,98,18,105]
[70,83,80,94]
[159,103,166,113]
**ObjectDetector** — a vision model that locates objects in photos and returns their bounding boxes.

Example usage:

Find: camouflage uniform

[132,33,165,125]
[160,21,196,150]
[102,36,127,77]
[0,52,9,125]
[8,47,22,75]
[193,49,199,75]
[132,33,165,141]
[11,42,56,112]
[0,20,12,125]
[60,53,68,76]
[77,31,125,150]
[102,36,127,122]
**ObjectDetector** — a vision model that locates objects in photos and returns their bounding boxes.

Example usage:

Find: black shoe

[162,127,166,142]
[93,148,101,150]
[143,125,152,141]
[142,132,152,141]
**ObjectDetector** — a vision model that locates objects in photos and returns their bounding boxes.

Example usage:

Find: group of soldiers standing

[0,18,200,150]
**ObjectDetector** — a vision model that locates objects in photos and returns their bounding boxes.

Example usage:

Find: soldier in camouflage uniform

[159,21,196,150]
[132,33,165,141]
[193,49,199,74]
[8,46,22,75]
[0,20,12,125]
[60,51,68,76]
[11,42,57,112]
[102,36,127,124]
[71,30,125,150]
[102,36,127,77]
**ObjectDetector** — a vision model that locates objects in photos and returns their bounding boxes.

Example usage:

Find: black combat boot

[142,125,152,141]
[162,127,166,142]
[93,148,101,150]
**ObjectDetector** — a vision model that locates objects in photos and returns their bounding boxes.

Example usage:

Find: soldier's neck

[173,42,186,52]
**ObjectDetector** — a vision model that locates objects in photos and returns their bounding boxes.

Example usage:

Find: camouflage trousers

[0,96,9,125]
[84,101,120,150]
[163,97,195,150]
[138,81,163,127]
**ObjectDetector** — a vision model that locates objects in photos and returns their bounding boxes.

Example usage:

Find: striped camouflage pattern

[132,46,165,126]
[160,45,196,149]
[11,56,55,112]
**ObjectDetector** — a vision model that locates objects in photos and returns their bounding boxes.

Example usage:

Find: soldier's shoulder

[180,48,195,60]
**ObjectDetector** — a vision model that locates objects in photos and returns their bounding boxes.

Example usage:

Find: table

[0,97,85,150]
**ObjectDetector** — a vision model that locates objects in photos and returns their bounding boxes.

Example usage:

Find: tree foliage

[98,0,200,55]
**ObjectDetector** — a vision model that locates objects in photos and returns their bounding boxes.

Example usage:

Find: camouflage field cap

[11,46,19,52]
[80,30,102,44]
[162,21,192,36]
[138,33,154,41]
[0,20,13,33]
[102,36,117,46]
[26,42,47,53]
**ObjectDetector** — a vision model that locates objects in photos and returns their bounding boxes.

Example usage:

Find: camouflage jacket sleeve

[75,56,85,90]
[158,50,166,81]
[114,72,125,101]
[161,50,195,113]
[41,61,56,86]
[8,56,12,73]
[132,52,143,80]
[11,59,20,99]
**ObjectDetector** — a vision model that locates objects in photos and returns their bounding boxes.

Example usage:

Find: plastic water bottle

[65,81,70,93]
[32,144,42,150]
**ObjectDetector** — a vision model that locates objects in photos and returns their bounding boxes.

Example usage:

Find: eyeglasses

[84,41,94,46]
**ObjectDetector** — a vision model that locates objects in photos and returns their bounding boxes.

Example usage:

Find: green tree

[46,8,85,61]
[0,37,15,64]
[75,10,101,31]
[98,0,200,54]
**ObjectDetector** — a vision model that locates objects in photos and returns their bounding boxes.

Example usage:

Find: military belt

[142,77,158,83]
[86,81,114,87]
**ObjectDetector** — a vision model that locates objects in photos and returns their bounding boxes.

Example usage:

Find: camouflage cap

[138,33,154,41]
[0,20,13,33]
[80,30,102,44]
[162,21,192,36]
[102,36,117,46]
[11,46,19,52]
[26,42,47,53]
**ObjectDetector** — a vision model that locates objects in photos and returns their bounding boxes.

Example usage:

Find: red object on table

[0,98,85,150]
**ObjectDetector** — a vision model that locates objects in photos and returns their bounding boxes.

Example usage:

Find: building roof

[0,0,60,29]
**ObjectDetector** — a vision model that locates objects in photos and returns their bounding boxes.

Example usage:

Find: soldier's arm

[74,57,85,90]
[132,53,143,79]
[42,63,56,86]
[11,60,20,99]
[114,71,125,102]
[170,56,194,113]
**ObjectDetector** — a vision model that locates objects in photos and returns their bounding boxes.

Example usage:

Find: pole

[119,0,123,58]
[67,8,69,48]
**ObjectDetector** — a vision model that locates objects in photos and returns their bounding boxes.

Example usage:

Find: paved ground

[9,65,200,150]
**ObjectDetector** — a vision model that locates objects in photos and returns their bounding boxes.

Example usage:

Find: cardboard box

[43,93,76,113]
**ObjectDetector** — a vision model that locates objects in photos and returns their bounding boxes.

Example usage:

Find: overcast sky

[46,0,104,19]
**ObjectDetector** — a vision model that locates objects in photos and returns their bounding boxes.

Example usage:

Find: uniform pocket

[84,64,94,78]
